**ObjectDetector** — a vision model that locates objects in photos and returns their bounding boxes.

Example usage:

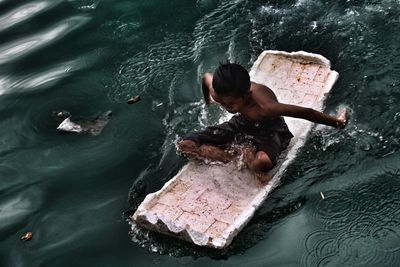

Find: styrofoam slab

[132,50,339,249]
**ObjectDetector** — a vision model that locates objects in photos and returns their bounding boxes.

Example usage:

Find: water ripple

[107,31,194,105]
[192,0,250,64]
[0,186,43,238]
[67,0,100,10]
[303,169,400,266]
[0,15,91,65]
[0,50,100,95]
[0,0,62,33]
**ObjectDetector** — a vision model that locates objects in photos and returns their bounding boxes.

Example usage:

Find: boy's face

[217,94,245,114]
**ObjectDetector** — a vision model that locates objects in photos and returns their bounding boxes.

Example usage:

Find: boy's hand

[336,108,348,129]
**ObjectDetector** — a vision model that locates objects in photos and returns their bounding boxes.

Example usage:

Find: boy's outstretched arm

[268,102,348,128]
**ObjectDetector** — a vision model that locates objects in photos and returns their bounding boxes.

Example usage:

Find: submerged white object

[132,50,339,249]
[56,110,112,135]
[57,117,83,133]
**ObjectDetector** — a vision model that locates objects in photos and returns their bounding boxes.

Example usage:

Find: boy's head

[212,62,250,97]
[212,62,251,113]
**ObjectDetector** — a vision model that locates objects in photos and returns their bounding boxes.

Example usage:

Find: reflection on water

[0,0,62,32]
[0,50,99,95]
[0,0,399,266]
[0,15,90,64]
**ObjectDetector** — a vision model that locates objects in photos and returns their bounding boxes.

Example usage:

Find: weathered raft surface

[132,50,339,249]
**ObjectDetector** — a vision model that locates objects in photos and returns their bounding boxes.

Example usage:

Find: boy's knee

[250,151,273,173]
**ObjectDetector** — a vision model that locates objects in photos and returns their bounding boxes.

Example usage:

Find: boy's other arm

[202,73,213,105]
[202,73,220,105]
[267,102,348,129]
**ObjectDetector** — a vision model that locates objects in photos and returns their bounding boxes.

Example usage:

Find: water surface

[0,0,400,266]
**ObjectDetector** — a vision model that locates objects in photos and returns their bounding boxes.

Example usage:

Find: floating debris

[320,192,325,200]
[127,95,141,105]
[20,232,33,241]
[55,110,112,136]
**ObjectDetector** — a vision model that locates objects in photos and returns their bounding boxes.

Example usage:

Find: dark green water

[1,0,400,266]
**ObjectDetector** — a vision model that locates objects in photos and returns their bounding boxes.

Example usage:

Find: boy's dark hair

[212,62,250,97]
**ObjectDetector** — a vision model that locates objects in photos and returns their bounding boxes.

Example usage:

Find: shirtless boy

[178,63,347,179]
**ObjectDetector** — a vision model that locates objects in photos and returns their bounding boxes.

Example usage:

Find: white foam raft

[132,50,339,249]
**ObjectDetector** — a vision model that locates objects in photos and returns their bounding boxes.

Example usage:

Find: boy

[178,63,347,181]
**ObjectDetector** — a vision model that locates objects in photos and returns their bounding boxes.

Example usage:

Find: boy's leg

[243,148,274,172]
[240,131,286,183]
[178,140,236,163]
[242,148,275,185]
[178,120,237,163]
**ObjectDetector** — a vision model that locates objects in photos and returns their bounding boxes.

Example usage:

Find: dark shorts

[183,115,293,165]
